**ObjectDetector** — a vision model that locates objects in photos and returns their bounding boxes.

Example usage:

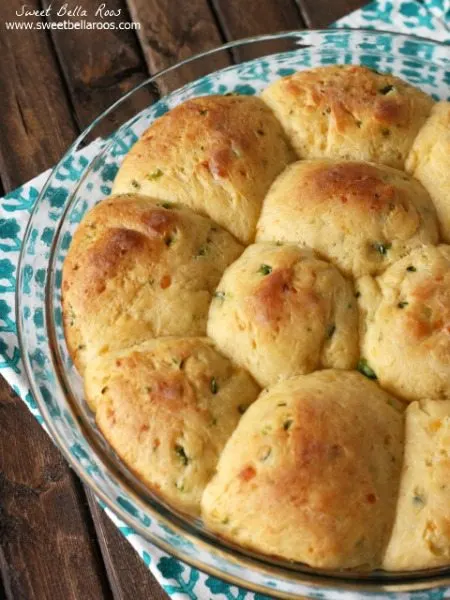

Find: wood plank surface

[87,495,169,600]
[296,0,367,28]
[211,0,305,61]
[125,0,230,93]
[41,0,156,136]
[0,0,78,190]
[0,379,111,600]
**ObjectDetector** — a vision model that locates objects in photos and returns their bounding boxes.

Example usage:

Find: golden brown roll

[201,370,404,569]
[111,95,295,244]
[62,194,243,373]
[406,102,450,242]
[261,65,434,168]
[84,337,260,516]
[207,243,359,387]
[383,400,450,570]
[358,245,450,402]
[256,160,439,278]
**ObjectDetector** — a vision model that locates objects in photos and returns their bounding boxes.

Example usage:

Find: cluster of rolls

[62,65,450,572]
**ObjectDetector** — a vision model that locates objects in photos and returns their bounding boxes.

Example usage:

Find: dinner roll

[201,370,403,569]
[62,194,242,373]
[112,95,295,244]
[207,243,358,387]
[84,337,260,516]
[358,245,450,402]
[383,400,450,570]
[406,102,450,242]
[256,160,439,278]
[261,65,434,168]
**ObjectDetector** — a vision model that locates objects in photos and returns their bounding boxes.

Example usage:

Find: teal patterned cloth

[1,2,449,599]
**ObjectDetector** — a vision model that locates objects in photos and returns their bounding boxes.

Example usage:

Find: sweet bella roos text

[16,3,122,18]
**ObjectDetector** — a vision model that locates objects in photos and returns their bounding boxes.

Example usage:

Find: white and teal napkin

[1,2,449,598]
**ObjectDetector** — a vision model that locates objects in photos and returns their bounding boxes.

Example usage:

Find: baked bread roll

[383,400,450,570]
[261,65,434,168]
[84,337,260,516]
[112,95,295,244]
[256,159,439,278]
[61,68,450,572]
[406,102,450,242]
[358,245,450,402]
[62,194,242,373]
[207,243,359,387]
[201,370,404,569]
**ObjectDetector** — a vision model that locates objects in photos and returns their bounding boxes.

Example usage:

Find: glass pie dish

[17,30,450,599]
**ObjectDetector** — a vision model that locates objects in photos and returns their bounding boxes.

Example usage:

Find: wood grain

[41,0,156,136]
[296,0,367,28]
[211,0,305,61]
[125,0,230,93]
[0,379,111,600]
[87,495,169,600]
[0,0,78,190]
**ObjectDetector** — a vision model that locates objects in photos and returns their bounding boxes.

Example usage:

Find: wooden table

[0,1,366,597]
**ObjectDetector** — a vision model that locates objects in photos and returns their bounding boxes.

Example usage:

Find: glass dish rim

[17,28,450,597]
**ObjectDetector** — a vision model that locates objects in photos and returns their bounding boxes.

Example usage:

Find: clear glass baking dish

[17,30,450,599]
